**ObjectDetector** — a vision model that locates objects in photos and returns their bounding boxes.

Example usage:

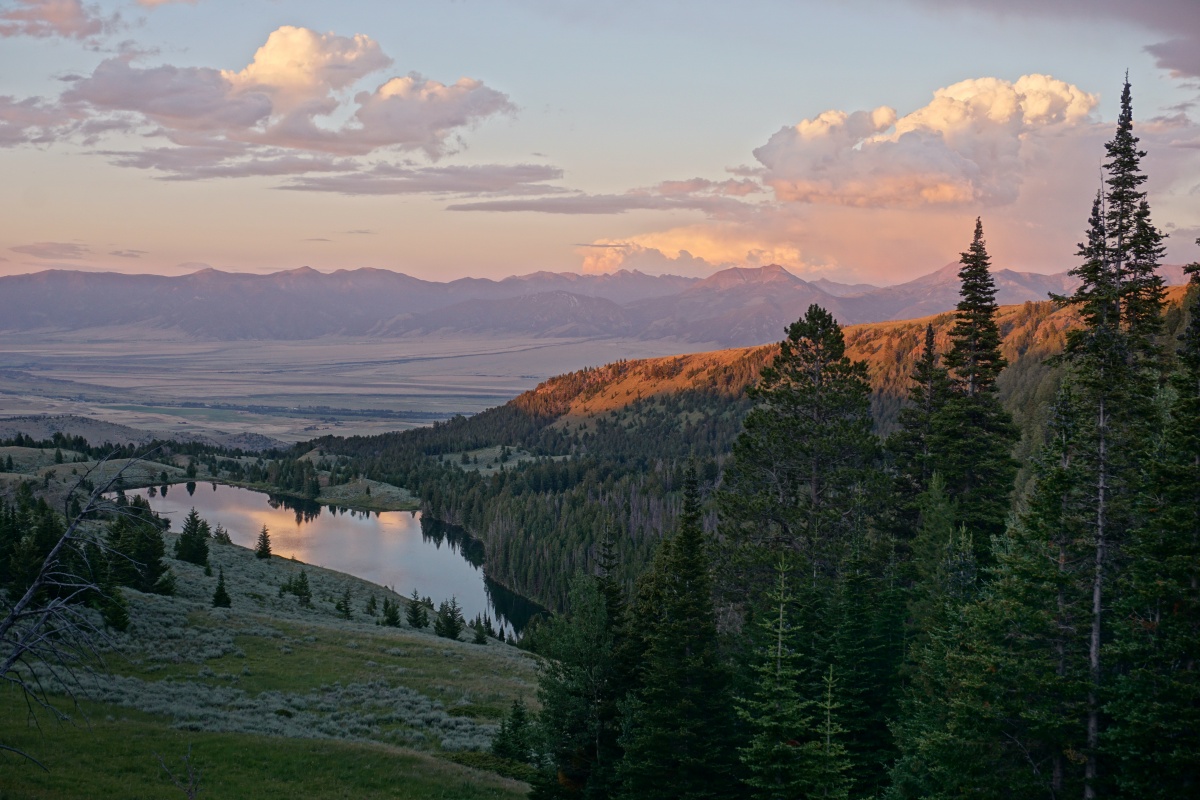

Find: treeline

[496,82,1198,799]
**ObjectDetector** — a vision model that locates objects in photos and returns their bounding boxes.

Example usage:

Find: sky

[1,0,1198,285]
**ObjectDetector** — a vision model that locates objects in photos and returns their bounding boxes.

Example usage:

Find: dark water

[126,483,542,635]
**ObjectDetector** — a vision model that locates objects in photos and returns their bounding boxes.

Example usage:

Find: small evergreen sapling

[405,589,429,628]
[335,586,353,620]
[174,508,210,566]
[381,597,401,627]
[254,525,271,559]
[212,569,231,608]
[434,597,465,640]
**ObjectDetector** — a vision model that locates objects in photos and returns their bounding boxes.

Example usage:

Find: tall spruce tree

[618,466,739,800]
[1054,77,1167,797]
[933,219,1019,550]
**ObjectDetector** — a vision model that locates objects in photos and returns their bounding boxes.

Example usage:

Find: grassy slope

[0,526,539,798]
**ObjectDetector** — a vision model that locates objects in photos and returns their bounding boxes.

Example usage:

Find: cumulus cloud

[4,24,519,190]
[754,74,1097,208]
[11,241,90,259]
[0,0,117,40]
[220,26,392,114]
[578,224,809,276]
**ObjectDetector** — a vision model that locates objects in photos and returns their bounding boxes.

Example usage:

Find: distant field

[0,330,713,442]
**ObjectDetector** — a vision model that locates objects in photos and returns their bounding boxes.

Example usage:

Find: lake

[124,483,542,636]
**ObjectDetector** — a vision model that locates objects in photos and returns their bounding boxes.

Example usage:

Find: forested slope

[312,287,1193,612]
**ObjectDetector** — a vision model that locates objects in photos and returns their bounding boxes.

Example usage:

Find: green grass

[0,698,526,800]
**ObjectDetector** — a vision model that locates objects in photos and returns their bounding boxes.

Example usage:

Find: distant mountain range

[0,263,1190,347]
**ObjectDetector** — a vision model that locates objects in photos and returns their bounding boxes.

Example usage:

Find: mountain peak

[694,264,801,290]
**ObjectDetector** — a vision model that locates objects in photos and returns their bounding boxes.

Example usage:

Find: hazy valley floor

[0,331,716,443]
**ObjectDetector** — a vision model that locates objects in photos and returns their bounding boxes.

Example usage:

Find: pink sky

[1,0,1198,284]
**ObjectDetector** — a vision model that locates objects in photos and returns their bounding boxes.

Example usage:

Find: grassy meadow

[0,520,541,798]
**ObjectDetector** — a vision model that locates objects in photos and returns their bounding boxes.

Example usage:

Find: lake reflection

[125,484,537,635]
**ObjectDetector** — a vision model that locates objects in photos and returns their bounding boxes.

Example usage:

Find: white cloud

[754,74,1098,208]
[220,26,393,113]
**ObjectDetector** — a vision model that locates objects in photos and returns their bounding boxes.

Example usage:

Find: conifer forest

[479,80,1199,799]
[2,78,1197,799]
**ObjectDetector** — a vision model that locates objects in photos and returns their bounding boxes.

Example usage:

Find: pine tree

[212,568,231,608]
[530,573,623,797]
[254,525,271,559]
[618,466,739,800]
[335,586,353,619]
[933,219,1019,550]
[365,594,378,616]
[492,698,534,764]
[737,560,819,799]
[433,597,464,639]
[720,303,882,582]
[405,589,429,628]
[106,512,172,594]
[1105,252,1200,796]
[382,596,401,627]
[886,324,953,539]
[1054,78,1167,796]
[173,507,210,566]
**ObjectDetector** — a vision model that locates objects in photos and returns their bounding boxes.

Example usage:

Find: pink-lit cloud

[0,0,117,40]
[284,162,564,195]
[559,74,1200,281]
[449,176,764,214]
[3,25,521,191]
[755,75,1097,208]
[11,241,90,259]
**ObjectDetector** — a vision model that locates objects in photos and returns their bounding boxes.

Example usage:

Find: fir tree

[619,466,739,800]
[365,593,377,616]
[254,525,271,559]
[173,507,210,566]
[211,568,231,608]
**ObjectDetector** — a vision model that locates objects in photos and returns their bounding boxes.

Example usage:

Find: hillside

[310,285,1196,612]
[0,492,539,797]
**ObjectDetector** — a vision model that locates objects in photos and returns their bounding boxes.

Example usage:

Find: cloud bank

[0,24,523,193]
[755,75,1097,208]
[543,73,1199,279]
